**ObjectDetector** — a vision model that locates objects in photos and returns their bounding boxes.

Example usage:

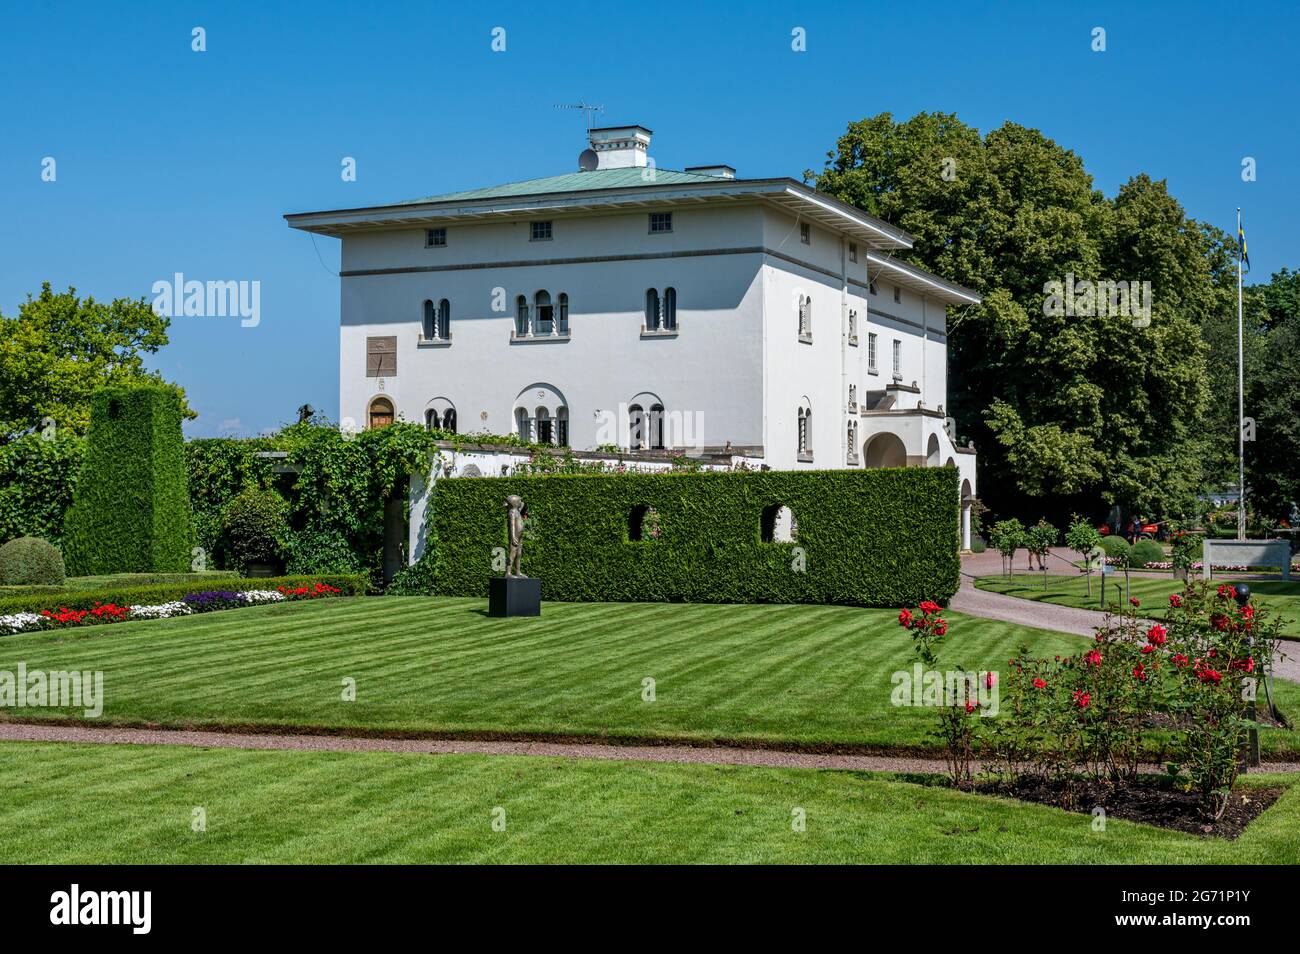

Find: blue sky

[2,0,1293,437]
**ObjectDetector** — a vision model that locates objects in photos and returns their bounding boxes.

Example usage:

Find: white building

[286,125,981,547]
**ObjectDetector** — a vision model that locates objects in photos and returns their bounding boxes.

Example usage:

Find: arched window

[536,407,553,444]
[422,300,436,340]
[798,296,812,337]
[761,504,798,544]
[649,403,665,450]
[369,397,394,430]
[556,406,569,446]
[442,407,457,433]
[437,299,450,339]
[424,408,437,430]
[534,290,553,335]
[557,293,569,335]
[662,288,677,330]
[515,407,531,442]
[848,384,857,409]
[847,420,858,461]
[515,295,529,336]
[628,403,646,449]
[797,405,812,456]
[645,289,660,331]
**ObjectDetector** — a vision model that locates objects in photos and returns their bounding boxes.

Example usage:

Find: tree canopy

[809,112,1233,521]
[0,283,192,442]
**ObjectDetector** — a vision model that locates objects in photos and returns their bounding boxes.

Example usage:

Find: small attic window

[425,228,446,248]
[649,212,673,233]
[800,223,810,245]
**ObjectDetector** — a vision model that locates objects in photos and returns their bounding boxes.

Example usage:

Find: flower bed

[1102,557,1300,572]
[0,584,342,637]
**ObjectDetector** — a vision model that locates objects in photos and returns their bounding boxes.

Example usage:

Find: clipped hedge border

[425,468,960,607]
[0,573,369,617]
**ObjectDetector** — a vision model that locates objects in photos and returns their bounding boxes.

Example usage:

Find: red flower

[1084,649,1102,667]
[1146,624,1167,646]
[1172,654,1189,668]
[1196,668,1223,685]
[1072,690,1091,709]
[933,619,948,636]
[898,608,913,628]
[1141,644,1155,654]
[964,700,977,714]
[985,671,997,690]
[1132,663,1148,682]
[1129,597,1140,607]
[919,600,941,614]
[1169,593,1182,608]
[1032,678,1047,689]
[1210,614,1229,632]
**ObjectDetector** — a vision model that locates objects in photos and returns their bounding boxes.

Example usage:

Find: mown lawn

[0,742,1296,863]
[975,574,1300,640]
[2,597,1300,754]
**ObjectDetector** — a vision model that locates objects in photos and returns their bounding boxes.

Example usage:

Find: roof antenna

[554,100,605,131]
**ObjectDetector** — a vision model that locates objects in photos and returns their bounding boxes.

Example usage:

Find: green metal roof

[397,167,727,205]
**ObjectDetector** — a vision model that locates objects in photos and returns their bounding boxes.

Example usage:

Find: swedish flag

[1238,221,1250,274]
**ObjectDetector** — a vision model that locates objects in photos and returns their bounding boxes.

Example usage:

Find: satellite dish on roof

[578,148,599,172]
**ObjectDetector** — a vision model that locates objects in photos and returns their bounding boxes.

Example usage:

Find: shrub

[63,385,193,574]
[1099,535,1131,559]
[988,518,1024,576]
[0,433,83,547]
[1129,539,1164,567]
[0,537,66,586]
[417,468,959,606]
[286,524,365,575]
[220,489,289,573]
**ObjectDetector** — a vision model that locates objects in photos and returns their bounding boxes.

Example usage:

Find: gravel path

[954,555,1300,683]
[2,722,1296,775]
[0,722,954,773]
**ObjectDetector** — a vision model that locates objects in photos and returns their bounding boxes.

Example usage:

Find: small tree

[989,518,1025,579]
[1025,518,1058,573]
[1065,516,1103,597]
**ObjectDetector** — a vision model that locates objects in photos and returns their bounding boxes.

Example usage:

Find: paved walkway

[3,722,1297,775]
[955,552,1300,683]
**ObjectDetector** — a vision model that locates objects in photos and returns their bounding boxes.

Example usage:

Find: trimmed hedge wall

[0,572,369,617]
[63,385,193,575]
[426,468,959,606]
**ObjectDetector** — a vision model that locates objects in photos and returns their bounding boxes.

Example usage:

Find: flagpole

[1237,207,1246,541]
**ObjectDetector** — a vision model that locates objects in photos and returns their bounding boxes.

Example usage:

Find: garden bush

[414,468,960,606]
[0,572,368,617]
[286,523,366,575]
[220,488,289,572]
[1128,539,1164,567]
[0,432,83,547]
[1099,535,1131,559]
[62,385,192,575]
[0,537,66,586]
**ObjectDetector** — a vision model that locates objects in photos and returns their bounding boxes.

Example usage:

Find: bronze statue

[504,494,527,577]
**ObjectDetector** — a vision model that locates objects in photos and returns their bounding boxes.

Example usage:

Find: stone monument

[488,494,541,616]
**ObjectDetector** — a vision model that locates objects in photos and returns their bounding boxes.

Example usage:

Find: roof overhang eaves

[865,252,982,307]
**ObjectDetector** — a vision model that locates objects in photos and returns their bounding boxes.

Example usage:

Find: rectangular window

[848,309,857,338]
[425,228,446,248]
[848,242,857,263]
[892,339,902,376]
[893,284,902,304]
[869,281,877,296]
[800,223,811,245]
[530,220,553,241]
[649,212,673,233]
[366,336,397,377]
[867,332,877,371]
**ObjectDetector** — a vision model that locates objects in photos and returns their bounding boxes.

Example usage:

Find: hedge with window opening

[417,467,960,606]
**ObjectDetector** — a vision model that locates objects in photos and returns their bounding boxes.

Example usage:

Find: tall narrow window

[662,287,676,330]
[893,285,902,304]
[628,404,646,449]
[798,296,811,338]
[424,408,437,431]
[515,295,529,336]
[534,290,553,335]
[557,293,569,335]
[645,289,660,331]
[437,299,450,339]
[848,242,857,263]
[868,332,878,372]
[848,309,857,340]
[800,223,810,245]
[536,407,553,444]
[422,300,436,341]
[848,384,857,409]
[515,407,531,442]
[892,339,902,377]
[649,403,665,449]
[797,407,811,456]
[556,406,569,446]
[442,408,456,433]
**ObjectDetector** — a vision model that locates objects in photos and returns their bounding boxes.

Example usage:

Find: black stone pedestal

[488,576,541,617]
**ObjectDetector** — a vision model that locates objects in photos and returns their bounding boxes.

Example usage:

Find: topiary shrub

[1129,539,1164,567]
[1099,535,1131,560]
[220,488,289,574]
[63,384,193,574]
[0,536,66,586]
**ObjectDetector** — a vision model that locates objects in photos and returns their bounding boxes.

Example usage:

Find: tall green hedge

[0,432,83,547]
[62,385,193,575]
[424,468,960,606]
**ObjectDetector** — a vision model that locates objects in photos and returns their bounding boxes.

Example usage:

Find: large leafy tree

[809,113,1216,521]
[0,283,192,441]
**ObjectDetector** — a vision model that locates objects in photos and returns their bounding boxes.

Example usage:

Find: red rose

[898,608,913,628]
[1146,624,1167,646]
[1072,690,1090,708]
[1173,654,1189,668]
[964,700,976,714]
[1132,663,1148,682]
[1169,593,1182,608]
[919,600,941,614]
[1129,597,1140,607]
[933,620,948,636]
[1032,678,1047,689]
[1084,649,1102,667]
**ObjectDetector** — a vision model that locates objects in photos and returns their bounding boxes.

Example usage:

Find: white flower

[239,590,286,605]
[0,612,48,636]
[128,602,194,620]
